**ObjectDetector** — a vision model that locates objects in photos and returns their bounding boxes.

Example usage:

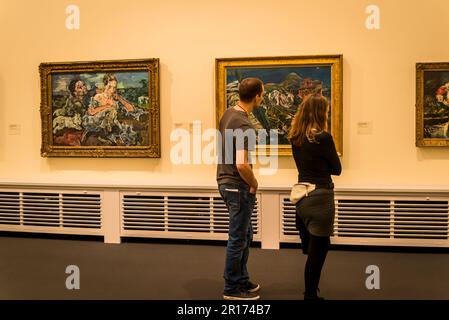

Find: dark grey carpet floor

[1,235,448,300]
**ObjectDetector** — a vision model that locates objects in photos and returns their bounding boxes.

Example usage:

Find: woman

[82,73,135,145]
[87,73,135,117]
[288,93,342,300]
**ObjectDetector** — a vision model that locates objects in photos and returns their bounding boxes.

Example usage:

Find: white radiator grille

[281,198,297,239]
[280,195,449,243]
[0,190,102,233]
[122,193,260,241]
[393,200,448,239]
[335,199,391,238]
[0,192,20,225]
[121,195,165,231]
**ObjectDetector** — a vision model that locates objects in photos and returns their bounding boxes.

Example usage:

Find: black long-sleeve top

[291,132,342,184]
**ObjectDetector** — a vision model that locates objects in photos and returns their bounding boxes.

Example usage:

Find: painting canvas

[216,55,343,156]
[40,59,160,157]
[416,63,449,146]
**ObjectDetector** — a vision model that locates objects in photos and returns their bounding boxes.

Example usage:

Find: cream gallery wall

[0,0,449,188]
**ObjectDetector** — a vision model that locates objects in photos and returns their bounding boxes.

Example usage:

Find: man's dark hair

[68,78,82,95]
[238,78,264,103]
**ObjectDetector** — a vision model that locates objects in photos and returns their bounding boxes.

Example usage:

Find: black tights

[296,216,330,297]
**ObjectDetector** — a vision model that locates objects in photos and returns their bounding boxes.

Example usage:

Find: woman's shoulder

[315,131,333,143]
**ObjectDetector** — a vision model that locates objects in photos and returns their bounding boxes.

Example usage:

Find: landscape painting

[416,63,449,146]
[216,55,343,156]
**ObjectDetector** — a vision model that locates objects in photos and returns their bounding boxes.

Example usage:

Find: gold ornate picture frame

[40,58,160,157]
[216,55,343,156]
[416,62,449,147]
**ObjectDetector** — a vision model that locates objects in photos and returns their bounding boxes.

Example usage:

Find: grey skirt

[295,188,335,237]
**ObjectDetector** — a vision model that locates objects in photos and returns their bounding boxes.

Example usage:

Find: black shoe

[223,289,260,300]
[303,289,325,300]
[304,294,325,300]
[241,281,260,293]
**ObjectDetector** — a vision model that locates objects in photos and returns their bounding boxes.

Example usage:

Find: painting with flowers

[416,63,449,146]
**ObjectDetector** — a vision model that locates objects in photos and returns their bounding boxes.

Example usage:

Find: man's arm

[236,149,258,194]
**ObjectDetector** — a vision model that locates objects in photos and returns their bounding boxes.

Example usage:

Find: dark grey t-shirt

[216,107,256,186]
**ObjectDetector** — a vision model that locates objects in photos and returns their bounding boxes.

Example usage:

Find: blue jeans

[218,183,255,293]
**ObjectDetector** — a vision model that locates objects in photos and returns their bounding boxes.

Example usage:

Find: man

[217,77,265,300]
[55,78,88,118]
[52,78,88,145]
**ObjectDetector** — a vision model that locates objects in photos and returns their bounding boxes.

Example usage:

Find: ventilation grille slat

[122,194,260,236]
[280,200,297,236]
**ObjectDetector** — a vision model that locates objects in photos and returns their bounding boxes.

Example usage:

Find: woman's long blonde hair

[288,93,329,146]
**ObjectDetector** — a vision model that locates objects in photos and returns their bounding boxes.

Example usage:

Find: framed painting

[416,62,449,147]
[216,55,343,156]
[40,58,160,157]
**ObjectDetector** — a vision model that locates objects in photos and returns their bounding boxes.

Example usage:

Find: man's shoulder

[232,108,253,127]
[221,108,253,128]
